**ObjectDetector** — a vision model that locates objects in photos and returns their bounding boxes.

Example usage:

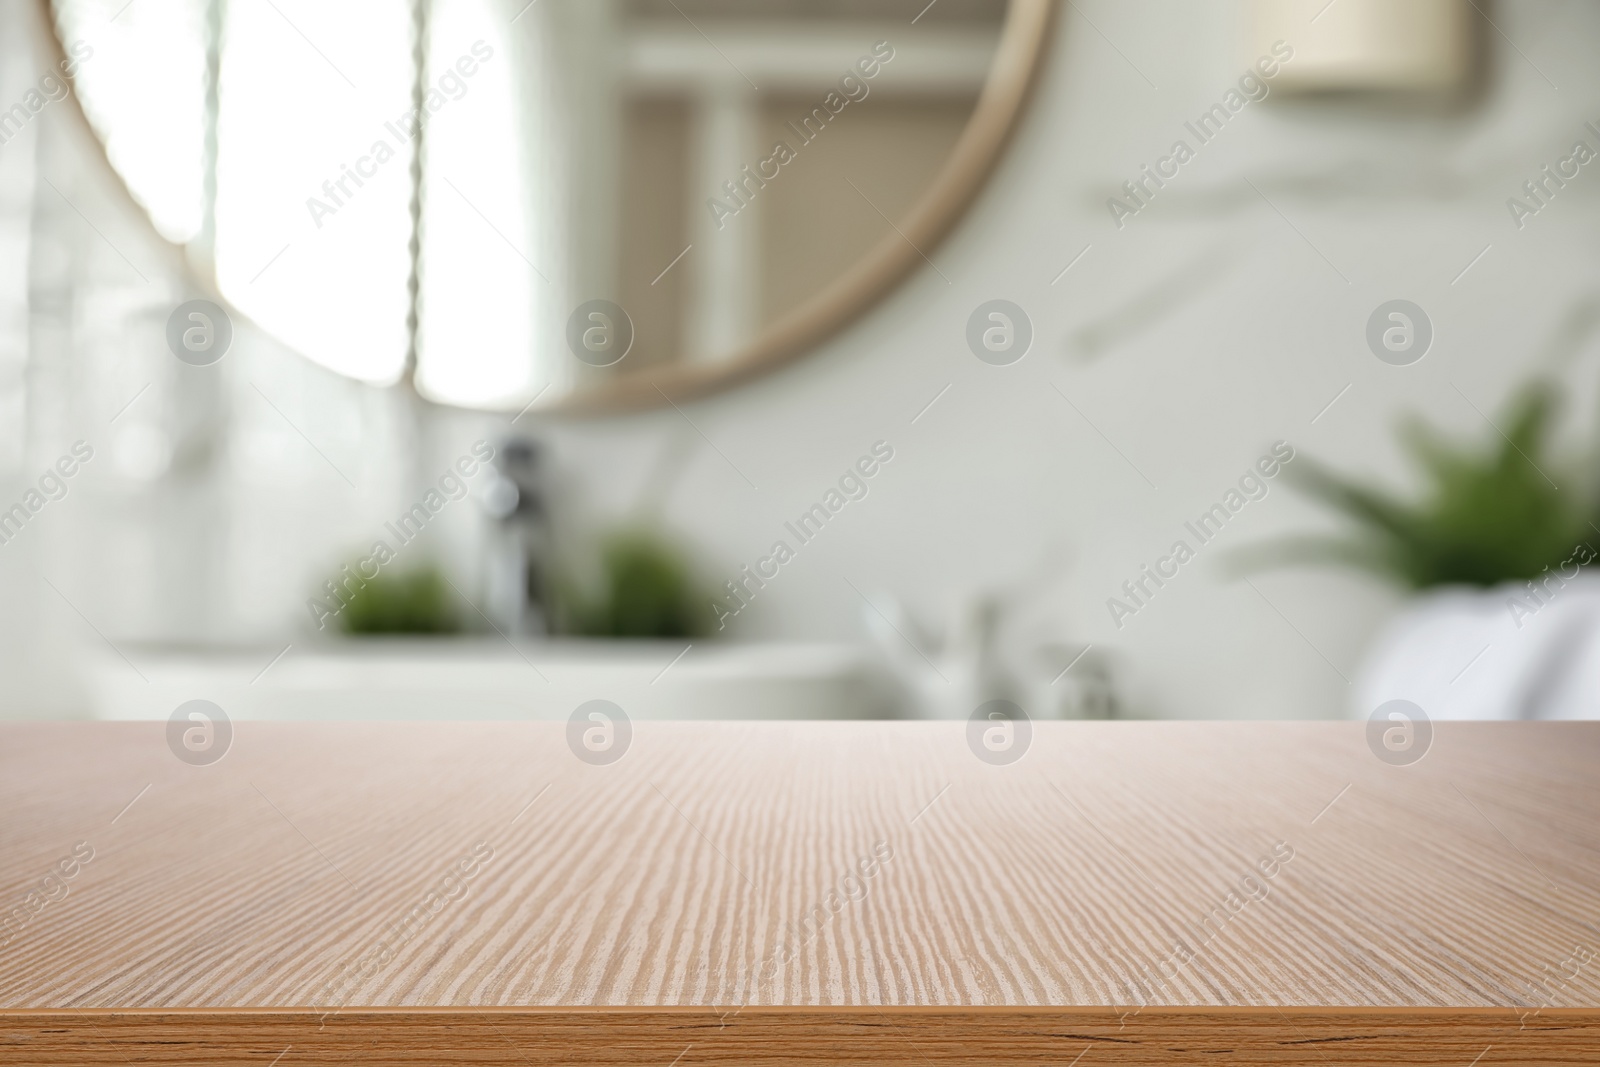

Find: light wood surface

[2,720,1597,1065]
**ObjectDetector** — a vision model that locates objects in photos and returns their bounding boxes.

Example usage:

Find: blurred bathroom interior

[2,0,1599,725]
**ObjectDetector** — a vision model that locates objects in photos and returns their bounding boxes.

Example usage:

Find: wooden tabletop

[2,720,1597,1065]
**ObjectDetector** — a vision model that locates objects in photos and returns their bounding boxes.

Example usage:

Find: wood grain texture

[2,721,1598,1065]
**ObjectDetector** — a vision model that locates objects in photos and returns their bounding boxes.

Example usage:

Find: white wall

[520,0,1600,719]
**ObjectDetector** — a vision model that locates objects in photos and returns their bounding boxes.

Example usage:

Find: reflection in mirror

[48,0,1008,410]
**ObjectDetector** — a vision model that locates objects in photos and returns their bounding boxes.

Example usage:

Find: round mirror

[44,0,1051,414]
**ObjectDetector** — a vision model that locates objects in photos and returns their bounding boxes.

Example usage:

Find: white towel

[1354,573,1600,720]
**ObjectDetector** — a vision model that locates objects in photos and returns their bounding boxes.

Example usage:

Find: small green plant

[338,565,462,635]
[562,527,709,638]
[1240,382,1595,588]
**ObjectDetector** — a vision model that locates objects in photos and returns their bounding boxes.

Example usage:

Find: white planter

[1354,572,1600,720]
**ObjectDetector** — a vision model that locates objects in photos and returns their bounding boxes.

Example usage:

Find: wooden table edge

[3,1004,1597,1017]
[5,1004,1596,1066]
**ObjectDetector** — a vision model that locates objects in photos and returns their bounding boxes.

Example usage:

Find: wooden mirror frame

[42,0,1055,417]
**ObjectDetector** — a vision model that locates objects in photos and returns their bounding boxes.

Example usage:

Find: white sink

[88,639,900,721]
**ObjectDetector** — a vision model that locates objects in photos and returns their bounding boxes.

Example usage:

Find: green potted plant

[332,564,462,636]
[558,526,712,639]
[1237,381,1600,721]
